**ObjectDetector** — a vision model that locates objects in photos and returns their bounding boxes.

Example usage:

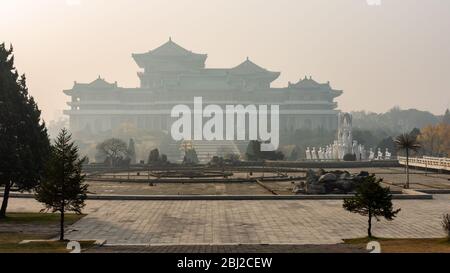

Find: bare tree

[96,138,129,167]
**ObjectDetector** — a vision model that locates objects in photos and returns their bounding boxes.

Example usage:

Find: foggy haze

[1,0,450,122]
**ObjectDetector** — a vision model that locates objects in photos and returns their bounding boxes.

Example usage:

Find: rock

[299,169,365,195]
[340,180,354,192]
[306,169,318,184]
[358,171,370,177]
[319,173,337,183]
[317,169,326,176]
[293,181,307,194]
[306,183,326,194]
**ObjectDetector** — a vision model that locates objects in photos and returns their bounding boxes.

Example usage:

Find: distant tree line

[352,107,442,135]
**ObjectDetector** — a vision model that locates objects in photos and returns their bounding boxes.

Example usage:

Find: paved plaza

[5,195,450,245]
[84,167,450,196]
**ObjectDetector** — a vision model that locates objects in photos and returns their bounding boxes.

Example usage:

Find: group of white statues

[305,113,392,161]
[305,146,391,161]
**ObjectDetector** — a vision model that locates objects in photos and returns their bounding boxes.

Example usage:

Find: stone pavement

[5,195,450,245]
[86,244,366,253]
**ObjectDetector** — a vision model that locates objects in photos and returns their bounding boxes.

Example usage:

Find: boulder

[296,169,366,195]
[306,183,326,194]
[319,173,337,183]
[358,171,370,177]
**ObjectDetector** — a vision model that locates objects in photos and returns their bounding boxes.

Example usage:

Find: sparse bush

[147,149,169,165]
[209,156,224,167]
[343,175,401,238]
[343,153,357,161]
[224,153,241,164]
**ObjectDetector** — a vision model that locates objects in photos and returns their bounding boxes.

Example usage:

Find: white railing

[398,156,450,171]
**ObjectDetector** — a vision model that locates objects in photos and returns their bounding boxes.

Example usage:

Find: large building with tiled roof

[63,39,343,138]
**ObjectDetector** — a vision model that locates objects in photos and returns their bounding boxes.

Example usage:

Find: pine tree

[35,129,88,241]
[0,44,50,218]
[343,175,401,238]
[183,149,199,165]
[148,148,160,164]
[245,140,261,161]
[128,138,136,164]
[289,146,299,161]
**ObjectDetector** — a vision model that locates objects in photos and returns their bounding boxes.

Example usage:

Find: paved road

[6,195,449,245]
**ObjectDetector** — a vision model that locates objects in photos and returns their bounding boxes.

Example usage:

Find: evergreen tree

[35,129,88,241]
[183,149,199,165]
[245,140,284,161]
[0,44,50,218]
[160,154,168,164]
[148,148,160,164]
[245,140,261,161]
[343,175,401,238]
[289,146,299,161]
[127,138,136,164]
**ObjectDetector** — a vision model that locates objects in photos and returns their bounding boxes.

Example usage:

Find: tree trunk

[368,211,373,238]
[0,181,12,219]
[405,149,410,189]
[59,206,65,241]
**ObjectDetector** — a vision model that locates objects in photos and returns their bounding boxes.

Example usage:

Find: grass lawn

[344,237,450,253]
[0,213,95,253]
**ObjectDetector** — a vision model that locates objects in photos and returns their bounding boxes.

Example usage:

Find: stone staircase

[163,140,244,163]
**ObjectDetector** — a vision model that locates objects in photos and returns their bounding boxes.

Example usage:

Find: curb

[19,239,106,246]
[5,191,433,201]
[416,189,450,194]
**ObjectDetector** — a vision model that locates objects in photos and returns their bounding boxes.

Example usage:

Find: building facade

[64,39,343,138]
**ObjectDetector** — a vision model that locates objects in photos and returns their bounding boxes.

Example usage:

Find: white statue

[352,140,358,155]
[377,148,383,160]
[337,112,353,158]
[311,147,318,160]
[306,147,312,160]
[339,143,346,159]
[359,145,366,160]
[325,145,331,160]
[385,148,391,160]
[369,148,375,160]
[318,147,324,160]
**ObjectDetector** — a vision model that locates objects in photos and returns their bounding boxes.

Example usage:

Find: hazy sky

[1,0,450,122]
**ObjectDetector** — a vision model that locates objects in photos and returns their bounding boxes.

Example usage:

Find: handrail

[398,156,450,170]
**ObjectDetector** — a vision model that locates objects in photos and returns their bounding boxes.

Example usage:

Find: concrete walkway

[5,195,450,245]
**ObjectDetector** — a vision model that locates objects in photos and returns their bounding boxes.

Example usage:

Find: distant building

[64,39,342,137]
